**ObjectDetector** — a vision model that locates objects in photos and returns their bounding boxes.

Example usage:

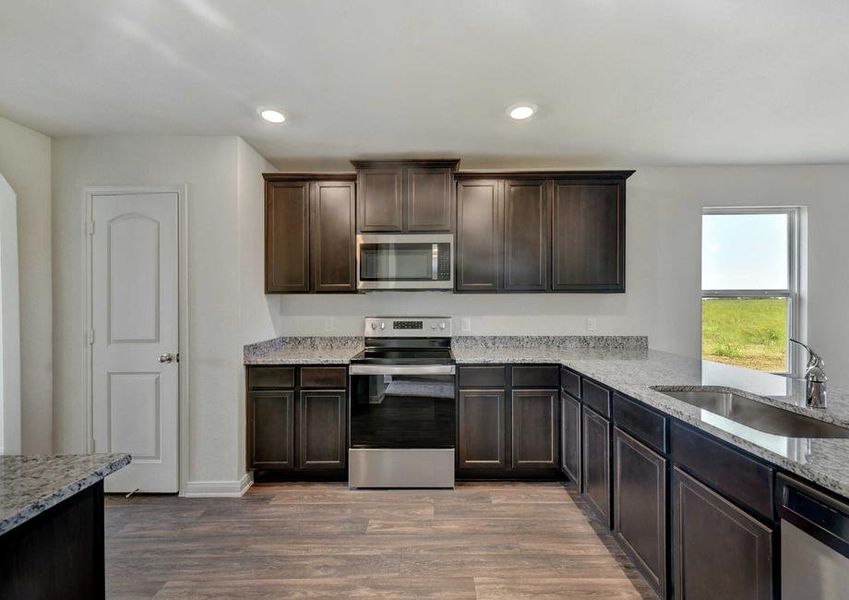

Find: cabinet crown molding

[263,172,357,182]
[455,170,635,180]
[351,158,460,169]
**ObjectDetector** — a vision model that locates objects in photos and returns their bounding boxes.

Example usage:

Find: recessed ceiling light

[259,108,286,124]
[507,104,536,120]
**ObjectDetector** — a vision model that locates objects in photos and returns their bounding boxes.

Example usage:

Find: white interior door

[92,192,178,493]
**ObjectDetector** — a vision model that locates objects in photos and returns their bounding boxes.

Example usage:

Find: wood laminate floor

[105,482,655,599]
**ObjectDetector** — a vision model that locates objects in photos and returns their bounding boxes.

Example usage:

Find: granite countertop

[454,340,849,498]
[0,453,131,535]
[244,334,849,497]
[244,336,362,365]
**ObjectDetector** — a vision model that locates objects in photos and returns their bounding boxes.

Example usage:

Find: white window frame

[701,206,801,375]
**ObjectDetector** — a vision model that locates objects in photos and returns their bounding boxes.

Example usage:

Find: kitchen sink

[653,388,849,439]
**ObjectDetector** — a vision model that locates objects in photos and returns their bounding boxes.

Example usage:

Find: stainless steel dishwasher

[777,474,849,599]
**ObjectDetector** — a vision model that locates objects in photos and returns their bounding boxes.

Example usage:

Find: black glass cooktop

[350,347,454,365]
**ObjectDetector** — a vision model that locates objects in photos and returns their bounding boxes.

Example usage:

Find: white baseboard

[182,472,253,497]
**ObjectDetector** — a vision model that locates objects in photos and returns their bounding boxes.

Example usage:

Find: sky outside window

[702,213,789,290]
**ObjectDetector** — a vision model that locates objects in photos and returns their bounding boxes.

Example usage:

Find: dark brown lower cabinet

[672,467,773,600]
[613,427,667,597]
[560,391,581,488]
[247,366,347,476]
[511,389,558,468]
[298,390,346,469]
[457,389,507,469]
[248,390,295,469]
[582,407,611,526]
[0,481,105,599]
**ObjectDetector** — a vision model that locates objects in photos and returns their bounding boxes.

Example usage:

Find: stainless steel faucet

[790,339,827,409]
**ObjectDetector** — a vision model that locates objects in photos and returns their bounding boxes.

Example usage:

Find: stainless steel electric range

[348,317,455,489]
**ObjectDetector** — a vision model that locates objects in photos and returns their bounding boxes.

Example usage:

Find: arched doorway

[0,173,21,454]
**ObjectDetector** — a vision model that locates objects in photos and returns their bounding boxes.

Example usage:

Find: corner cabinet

[264,174,356,294]
[456,365,560,478]
[352,159,459,233]
[552,179,625,292]
[454,171,632,294]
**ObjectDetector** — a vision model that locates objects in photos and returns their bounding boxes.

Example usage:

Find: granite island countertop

[453,340,849,498]
[0,453,131,535]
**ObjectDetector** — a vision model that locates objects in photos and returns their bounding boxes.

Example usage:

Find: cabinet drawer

[300,366,347,389]
[458,366,506,388]
[671,422,774,520]
[248,366,295,390]
[511,365,559,388]
[582,379,611,418]
[613,394,667,453]
[560,367,581,398]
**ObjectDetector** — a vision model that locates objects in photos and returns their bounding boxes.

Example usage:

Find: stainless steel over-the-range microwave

[356,233,453,290]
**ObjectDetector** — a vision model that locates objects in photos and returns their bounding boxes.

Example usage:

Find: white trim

[183,473,253,498]
[0,174,21,455]
[82,186,189,493]
[700,206,803,374]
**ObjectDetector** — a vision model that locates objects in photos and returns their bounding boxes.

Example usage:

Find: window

[701,208,800,373]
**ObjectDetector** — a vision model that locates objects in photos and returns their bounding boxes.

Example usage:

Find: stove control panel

[364,317,452,338]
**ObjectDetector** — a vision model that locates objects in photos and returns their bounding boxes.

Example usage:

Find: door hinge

[87,329,95,345]
[86,221,95,236]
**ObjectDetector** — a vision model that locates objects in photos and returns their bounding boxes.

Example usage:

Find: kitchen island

[0,453,130,599]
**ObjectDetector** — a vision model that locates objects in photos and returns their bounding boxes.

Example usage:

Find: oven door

[349,366,456,449]
[357,234,453,290]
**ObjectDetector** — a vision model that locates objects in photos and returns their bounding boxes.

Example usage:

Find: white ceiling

[2,0,848,168]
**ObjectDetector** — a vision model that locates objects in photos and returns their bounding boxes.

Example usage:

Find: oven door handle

[349,364,456,376]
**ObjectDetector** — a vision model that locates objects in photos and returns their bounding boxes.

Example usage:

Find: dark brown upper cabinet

[454,171,633,294]
[456,179,502,292]
[552,179,626,292]
[311,181,357,293]
[503,179,550,292]
[264,174,357,294]
[352,159,459,233]
[265,180,311,293]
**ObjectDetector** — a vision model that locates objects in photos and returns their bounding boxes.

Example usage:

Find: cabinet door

[311,181,356,293]
[511,389,558,468]
[357,167,403,232]
[298,390,346,470]
[265,181,310,293]
[457,389,507,469]
[613,427,667,598]
[456,180,502,291]
[503,180,549,291]
[672,467,773,600]
[552,181,624,292]
[582,407,611,526]
[406,166,453,232]
[561,391,581,488]
[247,390,294,469]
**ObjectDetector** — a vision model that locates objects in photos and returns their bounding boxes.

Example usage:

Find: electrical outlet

[586,317,598,332]
[461,317,472,333]
[323,317,335,333]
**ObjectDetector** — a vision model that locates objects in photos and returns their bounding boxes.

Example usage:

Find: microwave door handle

[432,244,439,280]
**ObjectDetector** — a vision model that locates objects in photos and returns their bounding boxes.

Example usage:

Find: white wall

[50,137,849,489]
[0,174,21,454]
[0,115,52,455]
[236,138,277,475]
[52,136,246,488]
[265,164,849,388]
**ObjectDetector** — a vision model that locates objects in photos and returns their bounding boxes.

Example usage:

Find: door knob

[159,353,176,364]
